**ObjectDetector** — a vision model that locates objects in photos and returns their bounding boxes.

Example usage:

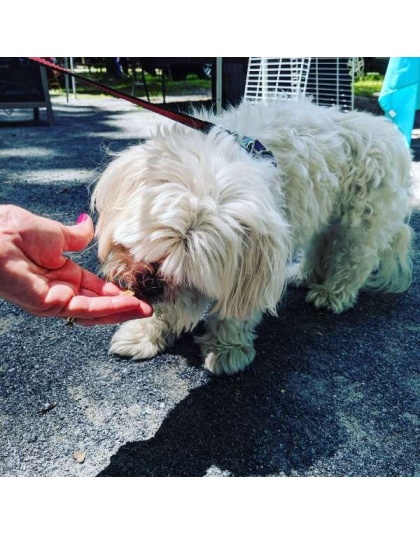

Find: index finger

[66,294,153,319]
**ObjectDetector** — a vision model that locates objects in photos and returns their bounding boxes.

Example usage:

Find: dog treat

[122,289,135,296]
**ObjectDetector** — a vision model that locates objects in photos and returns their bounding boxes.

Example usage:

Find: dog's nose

[135,267,166,302]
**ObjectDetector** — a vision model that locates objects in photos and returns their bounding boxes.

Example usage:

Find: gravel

[0,95,419,477]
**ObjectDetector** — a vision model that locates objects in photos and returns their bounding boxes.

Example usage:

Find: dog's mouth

[115,262,167,303]
[102,245,170,304]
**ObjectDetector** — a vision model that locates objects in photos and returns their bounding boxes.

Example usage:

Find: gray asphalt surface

[0,95,419,477]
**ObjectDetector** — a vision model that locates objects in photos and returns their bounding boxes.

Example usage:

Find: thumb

[62,213,95,252]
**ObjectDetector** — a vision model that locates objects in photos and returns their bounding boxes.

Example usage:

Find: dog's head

[91,126,291,320]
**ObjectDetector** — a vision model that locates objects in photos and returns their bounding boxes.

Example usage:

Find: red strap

[29,57,214,133]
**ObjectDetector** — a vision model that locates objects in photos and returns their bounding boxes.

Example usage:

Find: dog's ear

[214,219,291,320]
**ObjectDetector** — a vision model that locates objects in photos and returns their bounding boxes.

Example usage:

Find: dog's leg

[109,291,208,360]
[291,229,335,289]
[304,222,383,313]
[196,312,263,375]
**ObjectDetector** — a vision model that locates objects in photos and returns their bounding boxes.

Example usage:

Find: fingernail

[77,213,89,224]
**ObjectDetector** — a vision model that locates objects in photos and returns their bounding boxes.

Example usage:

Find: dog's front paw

[306,285,356,313]
[203,345,256,375]
[109,319,166,360]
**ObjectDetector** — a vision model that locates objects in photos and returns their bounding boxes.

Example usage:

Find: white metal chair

[244,57,311,102]
[244,57,355,110]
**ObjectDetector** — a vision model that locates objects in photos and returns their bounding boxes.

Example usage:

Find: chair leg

[131,66,150,102]
[141,69,150,102]
[161,69,166,104]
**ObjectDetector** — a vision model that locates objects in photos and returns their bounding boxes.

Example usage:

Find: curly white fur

[92,99,413,375]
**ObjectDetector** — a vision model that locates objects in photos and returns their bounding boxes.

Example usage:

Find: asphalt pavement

[0,95,418,477]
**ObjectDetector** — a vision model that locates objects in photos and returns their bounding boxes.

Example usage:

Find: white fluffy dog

[91,99,413,375]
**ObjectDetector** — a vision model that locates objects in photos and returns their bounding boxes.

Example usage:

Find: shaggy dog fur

[91,99,413,375]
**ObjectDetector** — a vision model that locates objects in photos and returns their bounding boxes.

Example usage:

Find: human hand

[0,205,153,325]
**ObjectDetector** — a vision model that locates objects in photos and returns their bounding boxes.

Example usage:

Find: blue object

[378,57,420,146]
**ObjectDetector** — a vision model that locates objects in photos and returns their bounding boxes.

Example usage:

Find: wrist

[0,204,14,228]
[0,205,22,256]
[0,231,19,302]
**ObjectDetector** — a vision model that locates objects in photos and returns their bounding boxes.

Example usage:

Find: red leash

[29,57,215,133]
[29,58,276,164]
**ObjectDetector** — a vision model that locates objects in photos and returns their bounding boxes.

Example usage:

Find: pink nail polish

[77,213,89,224]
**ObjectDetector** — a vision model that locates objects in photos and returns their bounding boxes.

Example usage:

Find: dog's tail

[364,223,413,293]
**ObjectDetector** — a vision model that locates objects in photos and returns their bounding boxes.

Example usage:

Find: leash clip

[228,131,277,166]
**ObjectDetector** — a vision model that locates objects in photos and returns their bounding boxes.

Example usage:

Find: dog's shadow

[97,292,350,477]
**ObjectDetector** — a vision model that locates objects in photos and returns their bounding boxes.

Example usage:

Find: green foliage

[354,74,384,97]
[51,70,212,100]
